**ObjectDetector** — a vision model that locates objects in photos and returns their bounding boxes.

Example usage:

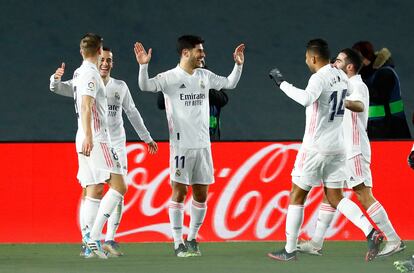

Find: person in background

[352,41,411,139]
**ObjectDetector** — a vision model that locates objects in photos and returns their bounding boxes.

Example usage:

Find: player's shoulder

[352,76,369,94]
[110,77,128,88]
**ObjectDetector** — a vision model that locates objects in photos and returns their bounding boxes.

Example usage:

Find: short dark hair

[80,33,103,56]
[340,48,363,73]
[102,46,111,52]
[177,35,204,55]
[306,38,330,61]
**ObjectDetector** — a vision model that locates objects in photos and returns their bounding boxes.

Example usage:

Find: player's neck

[179,61,195,75]
[102,75,110,85]
[84,56,99,67]
[314,61,329,72]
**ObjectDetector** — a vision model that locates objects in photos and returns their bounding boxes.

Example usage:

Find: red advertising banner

[0,141,412,243]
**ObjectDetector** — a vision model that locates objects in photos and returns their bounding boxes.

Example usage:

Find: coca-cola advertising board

[0,141,412,243]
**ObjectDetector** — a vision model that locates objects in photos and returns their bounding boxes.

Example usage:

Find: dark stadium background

[1,0,413,141]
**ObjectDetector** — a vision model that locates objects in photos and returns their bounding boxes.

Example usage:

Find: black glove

[269,68,285,87]
[408,150,414,169]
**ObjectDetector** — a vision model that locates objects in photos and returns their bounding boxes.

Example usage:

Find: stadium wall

[1,141,412,243]
[1,0,414,141]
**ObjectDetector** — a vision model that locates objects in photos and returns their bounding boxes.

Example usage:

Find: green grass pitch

[0,241,410,273]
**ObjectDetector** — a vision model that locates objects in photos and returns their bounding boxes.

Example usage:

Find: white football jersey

[139,64,242,148]
[72,60,109,152]
[280,64,349,155]
[50,75,153,148]
[343,75,371,161]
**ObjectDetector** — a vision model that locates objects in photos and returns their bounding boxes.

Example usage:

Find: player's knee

[289,189,307,205]
[172,188,187,203]
[192,192,207,203]
[326,194,343,208]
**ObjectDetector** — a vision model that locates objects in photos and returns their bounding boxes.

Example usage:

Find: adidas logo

[179,84,186,89]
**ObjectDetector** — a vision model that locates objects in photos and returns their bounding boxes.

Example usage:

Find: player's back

[72,61,109,151]
[302,65,348,155]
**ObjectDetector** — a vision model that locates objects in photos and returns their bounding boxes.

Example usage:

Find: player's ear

[182,48,189,58]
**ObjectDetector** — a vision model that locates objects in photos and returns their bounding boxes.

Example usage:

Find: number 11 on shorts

[175,156,185,168]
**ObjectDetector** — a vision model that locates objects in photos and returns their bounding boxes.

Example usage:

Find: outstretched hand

[269,68,285,87]
[134,42,152,65]
[233,44,245,65]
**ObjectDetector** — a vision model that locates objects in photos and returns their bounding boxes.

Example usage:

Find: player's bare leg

[186,184,208,257]
[169,181,190,257]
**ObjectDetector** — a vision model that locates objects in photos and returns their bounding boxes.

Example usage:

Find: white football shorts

[77,142,124,187]
[344,154,372,189]
[291,149,346,191]
[169,146,214,185]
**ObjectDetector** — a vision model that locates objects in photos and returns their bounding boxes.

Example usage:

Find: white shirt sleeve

[49,74,74,98]
[122,83,153,143]
[78,72,98,98]
[279,74,323,107]
[138,64,165,92]
[347,82,367,107]
[208,64,243,90]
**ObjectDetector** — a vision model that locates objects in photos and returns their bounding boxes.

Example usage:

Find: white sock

[312,203,336,248]
[187,200,207,241]
[285,205,304,253]
[169,201,184,249]
[79,198,85,237]
[367,201,400,241]
[90,188,123,241]
[83,196,101,235]
[337,198,372,236]
[105,197,124,242]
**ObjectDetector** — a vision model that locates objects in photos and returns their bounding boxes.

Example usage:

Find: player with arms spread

[134,35,245,257]
[267,39,383,262]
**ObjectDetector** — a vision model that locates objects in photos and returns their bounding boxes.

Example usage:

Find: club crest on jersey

[115,92,120,100]
[88,82,95,89]
[200,80,205,89]
[175,169,181,177]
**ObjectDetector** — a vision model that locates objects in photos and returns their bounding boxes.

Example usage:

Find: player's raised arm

[209,44,245,91]
[269,68,322,107]
[49,62,74,97]
[134,42,161,92]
